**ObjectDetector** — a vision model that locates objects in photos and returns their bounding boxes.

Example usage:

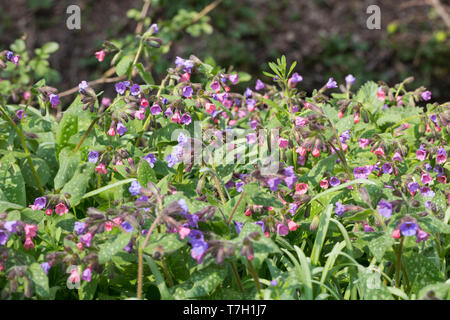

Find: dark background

[0,0,449,102]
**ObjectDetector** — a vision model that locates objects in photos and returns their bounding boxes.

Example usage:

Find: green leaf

[54,149,80,190]
[29,262,50,298]
[41,42,59,54]
[137,159,157,188]
[403,252,445,294]
[362,232,394,261]
[60,163,95,207]
[78,274,98,300]
[310,178,377,204]
[116,55,133,76]
[56,113,78,157]
[143,255,174,300]
[172,265,227,299]
[20,156,51,189]
[82,178,136,199]
[418,282,450,300]
[306,154,338,187]
[98,232,133,264]
[136,63,154,85]
[310,204,333,265]
[0,159,26,206]
[355,81,384,114]
[144,233,186,255]
[357,268,394,300]
[243,183,283,208]
[21,208,44,225]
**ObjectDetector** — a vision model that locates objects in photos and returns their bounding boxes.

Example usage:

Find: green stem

[395,237,404,289]
[227,191,245,225]
[161,257,174,287]
[247,259,262,298]
[129,40,144,81]
[0,104,44,195]
[211,173,227,206]
[229,261,244,293]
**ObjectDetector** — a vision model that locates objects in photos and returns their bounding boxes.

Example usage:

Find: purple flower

[4,221,18,234]
[399,221,419,236]
[408,182,420,193]
[353,166,372,179]
[232,181,243,193]
[129,180,141,196]
[0,230,8,245]
[150,104,162,115]
[82,267,92,282]
[115,82,127,95]
[363,224,374,232]
[233,221,244,234]
[188,230,204,244]
[270,280,278,286]
[74,222,87,235]
[130,84,141,96]
[143,153,157,168]
[246,99,256,110]
[326,77,337,89]
[80,232,93,247]
[210,80,220,92]
[244,88,253,98]
[187,214,199,228]
[229,74,239,85]
[181,113,192,125]
[16,109,26,119]
[425,163,432,171]
[78,80,89,93]
[6,51,13,60]
[392,151,403,162]
[11,55,20,65]
[329,177,340,187]
[339,130,350,143]
[175,57,194,73]
[416,229,430,243]
[116,122,127,136]
[421,91,431,101]
[284,175,297,189]
[430,114,438,124]
[164,107,173,118]
[377,200,392,218]
[178,199,189,215]
[31,197,47,210]
[277,224,289,236]
[49,94,60,107]
[284,166,295,177]
[255,79,264,90]
[88,151,99,163]
[416,145,427,161]
[289,72,303,84]
[345,74,356,85]
[225,179,235,189]
[161,97,169,105]
[166,154,178,168]
[149,23,159,34]
[434,165,444,177]
[267,177,282,192]
[246,133,257,144]
[123,240,133,253]
[178,133,188,146]
[382,163,393,174]
[121,221,134,233]
[255,221,265,233]
[182,86,193,98]
[191,240,208,264]
[420,186,435,198]
[289,203,298,216]
[421,173,432,184]
[41,262,51,275]
[335,202,345,217]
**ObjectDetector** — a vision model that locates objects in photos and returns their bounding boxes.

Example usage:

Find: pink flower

[421,173,432,185]
[296,146,307,157]
[377,87,386,101]
[245,208,252,217]
[295,183,308,195]
[140,97,149,108]
[95,163,107,174]
[312,148,320,157]
[69,268,80,283]
[55,203,68,216]
[277,224,289,236]
[24,236,35,250]
[359,138,370,149]
[373,147,385,157]
[337,111,344,119]
[107,127,116,136]
[101,97,111,107]
[436,147,447,164]
[24,224,38,238]
[23,91,31,100]
[205,103,216,114]
[113,217,123,225]
[354,113,360,124]
[134,108,146,120]
[172,112,181,124]
[105,221,114,232]
[278,137,288,149]
[392,151,403,162]
[94,50,106,62]
[295,117,307,126]
[180,72,191,82]
[416,147,427,161]
[319,179,329,189]
[45,208,53,216]
[178,227,191,239]
[391,229,401,239]
[288,220,299,231]
[437,175,446,184]
[77,242,83,251]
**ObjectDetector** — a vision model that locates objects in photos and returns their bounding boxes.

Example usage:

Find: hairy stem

[227,191,245,225]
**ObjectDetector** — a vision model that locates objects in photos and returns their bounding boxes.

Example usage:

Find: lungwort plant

[0,18,449,301]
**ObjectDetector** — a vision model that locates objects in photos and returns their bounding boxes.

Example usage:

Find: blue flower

[88,151,99,163]
[129,180,142,196]
[74,222,87,235]
[233,221,244,234]
[143,153,157,168]
[121,221,134,233]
